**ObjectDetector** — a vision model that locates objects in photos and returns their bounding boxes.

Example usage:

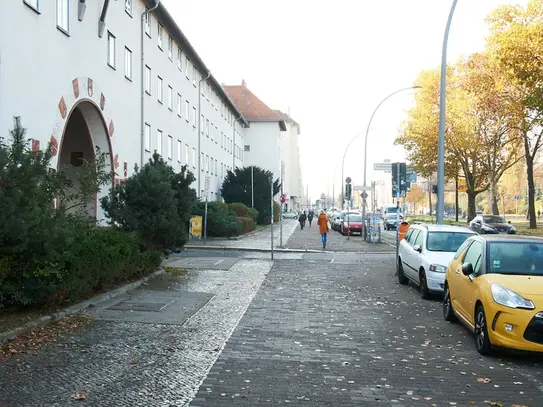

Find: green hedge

[237,216,254,234]
[193,201,242,237]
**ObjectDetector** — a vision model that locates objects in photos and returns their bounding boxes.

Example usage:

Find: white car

[397,224,476,299]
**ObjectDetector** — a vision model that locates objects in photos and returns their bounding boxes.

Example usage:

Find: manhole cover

[107,301,171,312]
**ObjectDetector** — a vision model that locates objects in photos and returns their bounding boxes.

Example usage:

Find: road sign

[280,193,286,204]
[361,191,368,200]
[190,216,203,238]
[345,177,352,184]
[353,185,372,191]
[515,195,521,200]
[204,176,210,195]
[374,163,392,171]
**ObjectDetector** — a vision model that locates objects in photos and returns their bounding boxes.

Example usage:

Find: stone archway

[57,99,113,219]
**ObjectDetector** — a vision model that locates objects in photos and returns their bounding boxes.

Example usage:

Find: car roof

[410,223,475,233]
[477,234,543,243]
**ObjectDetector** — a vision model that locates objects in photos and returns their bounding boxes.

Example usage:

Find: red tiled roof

[224,81,286,131]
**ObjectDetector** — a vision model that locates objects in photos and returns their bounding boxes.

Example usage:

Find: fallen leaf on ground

[72,392,86,400]
[477,377,492,383]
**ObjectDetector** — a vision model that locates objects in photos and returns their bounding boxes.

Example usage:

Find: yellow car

[443,234,543,355]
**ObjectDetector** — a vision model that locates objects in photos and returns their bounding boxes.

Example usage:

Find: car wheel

[475,304,492,355]
[397,259,408,285]
[419,269,431,300]
[443,284,457,322]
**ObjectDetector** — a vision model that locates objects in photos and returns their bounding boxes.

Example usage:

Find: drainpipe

[98,0,111,38]
[197,71,211,198]
[78,0,87,21]
[140,1,160,168]
[232,114,242,170]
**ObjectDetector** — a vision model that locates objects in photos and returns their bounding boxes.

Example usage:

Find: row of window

[143,123,234,178]
[24,0,69,33]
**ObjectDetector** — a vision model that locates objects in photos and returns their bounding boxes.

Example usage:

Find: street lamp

[361,86,422,236]
[340,132,363,209]
[437,0,458,225]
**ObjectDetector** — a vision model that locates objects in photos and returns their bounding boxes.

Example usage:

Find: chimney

[241,79,246,87]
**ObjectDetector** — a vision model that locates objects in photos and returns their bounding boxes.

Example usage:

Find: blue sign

[515,195,521,200]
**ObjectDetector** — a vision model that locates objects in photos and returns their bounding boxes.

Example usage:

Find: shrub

[247,207,259,223]
[193,201,242,237]
[236,216,253,234]
[227,202,249,217]
[274,201,280,223]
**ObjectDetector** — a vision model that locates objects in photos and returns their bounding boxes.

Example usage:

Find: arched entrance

[57,100,113,219]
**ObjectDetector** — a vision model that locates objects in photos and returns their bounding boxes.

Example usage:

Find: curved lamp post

[436,0,459,224]
[361,86,422,237]
[340,132,363,208]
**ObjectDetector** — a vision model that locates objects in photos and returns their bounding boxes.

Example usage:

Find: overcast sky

[162,0,527,201]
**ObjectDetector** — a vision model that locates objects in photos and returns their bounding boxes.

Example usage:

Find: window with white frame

[144,8,151,35]
[185,57,189,78]
[56,0,69,33]
[124,47,132,79]
[221,132,224,148]
[177,140,181,162]
[177,47,182,70]
[156,130,162,155]
[145,66,151,94]
[215,126,218,143]
[201,115,204,133]
[168,86,173,110]
[215,159,218,176]
[206,155,209,173]
[185,100,189,121]
[24,0,39,11]
[206,119,210,137]
[177,94,182,116]
[157,76,163,103]
[210,156,213,175]
[185,144,189,165]
[157,23,164,49]
[192,65,196,86]
[200,153,204,171]
[124,0,132,15]
[168,36,173,60]
[167,135,173,160]
[192,107,196,127]
[192,148,196,168]
[145,123,151,151]
[107,32,116,68]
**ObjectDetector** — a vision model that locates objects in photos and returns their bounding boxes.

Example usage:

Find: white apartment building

[0,0,250,222]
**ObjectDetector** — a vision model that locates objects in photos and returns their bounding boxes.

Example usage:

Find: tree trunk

[467,190,477,222]
[455,175,459,222]
[526,154,537,229]
[488,173,500,215]
[428,183,432,220]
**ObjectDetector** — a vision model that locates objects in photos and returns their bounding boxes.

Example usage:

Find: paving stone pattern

[191,255,543,406]
[286,222,395,253]
[0,259,272,407]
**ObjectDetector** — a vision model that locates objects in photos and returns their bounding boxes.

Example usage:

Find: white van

[381,204,403,230]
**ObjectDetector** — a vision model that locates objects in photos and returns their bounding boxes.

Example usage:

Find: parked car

[333,211,359,231]
[443,235,543,355]
[397,224,476,299]
[282,211,298,219]
[470,214,516,234]
[340,214,363,236]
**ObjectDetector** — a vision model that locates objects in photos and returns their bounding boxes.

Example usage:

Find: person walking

[307,211,314,227]
[317,210,329,250]
[298,211,307,230]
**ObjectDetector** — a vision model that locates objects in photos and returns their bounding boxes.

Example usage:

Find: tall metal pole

[251,166,254,208]
[395,163,401,263]
[361,86,421,239]
[270,175,274,260]
[437,0,459,225]
[341,133,364,210]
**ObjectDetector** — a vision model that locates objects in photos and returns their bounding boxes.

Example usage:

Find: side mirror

[461,263,474,276]
[413,245,422,253]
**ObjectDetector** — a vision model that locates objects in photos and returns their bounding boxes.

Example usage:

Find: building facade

[0,0,254,222]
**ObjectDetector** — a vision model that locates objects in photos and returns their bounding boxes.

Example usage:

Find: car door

[403,228,421,280]
[409,229,425,283]
[399,228,415,268]
[454,240,483,325]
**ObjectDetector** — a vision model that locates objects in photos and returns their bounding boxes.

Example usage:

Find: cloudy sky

[162,0,527,202]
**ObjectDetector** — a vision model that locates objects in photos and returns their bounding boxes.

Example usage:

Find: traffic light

[391,162,407,198]
[345,183,352,201]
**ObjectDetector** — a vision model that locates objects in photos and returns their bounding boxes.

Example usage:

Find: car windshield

[386,207,399,214]
[345,215,362,222]
[488,242,543,276]
[483,215,506,224]
[426,232,474,252]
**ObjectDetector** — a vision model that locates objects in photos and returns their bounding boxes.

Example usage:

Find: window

[210,157,214,175]
[200,152,204,171]
[454,239,473,260]
[145,123,151,151]
[407,229,420,245]
[215,159,218,176]
[206,155,209,173]
[177,140,181,162]
[215,126,218,143]
[201,115,205,133]
[244,145,250,152]
[168,36,173,60]
[167,135,173,160]
[185,100,190,121]
[144,8,151,35]
[157,76,163,103]
[124,47,132,79]
[206,119,210,137]
[177,94,182,116]
[145,66,151,94]
[24,0,39,12]
[192,148,196,168]
[156,130,162,155]
[56,0,69,33]
[167,86,173,110]
[413,230,424,247]
[185,57,189,78]
[192,65,196,86]
[221,132,224,148]
[157,23,163,49]
[177,47,182,70]
[427,232,474,253]
[124,0,132,15]
[192,107,196,127]
[463,241,483,274]
[185,144,189,165]
[107,32,116,68]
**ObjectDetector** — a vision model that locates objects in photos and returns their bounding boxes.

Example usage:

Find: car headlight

[429,264,447,273]
[491,284,535,309]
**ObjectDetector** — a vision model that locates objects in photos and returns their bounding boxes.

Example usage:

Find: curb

[0,268,165,345]
[183,245,395,254]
